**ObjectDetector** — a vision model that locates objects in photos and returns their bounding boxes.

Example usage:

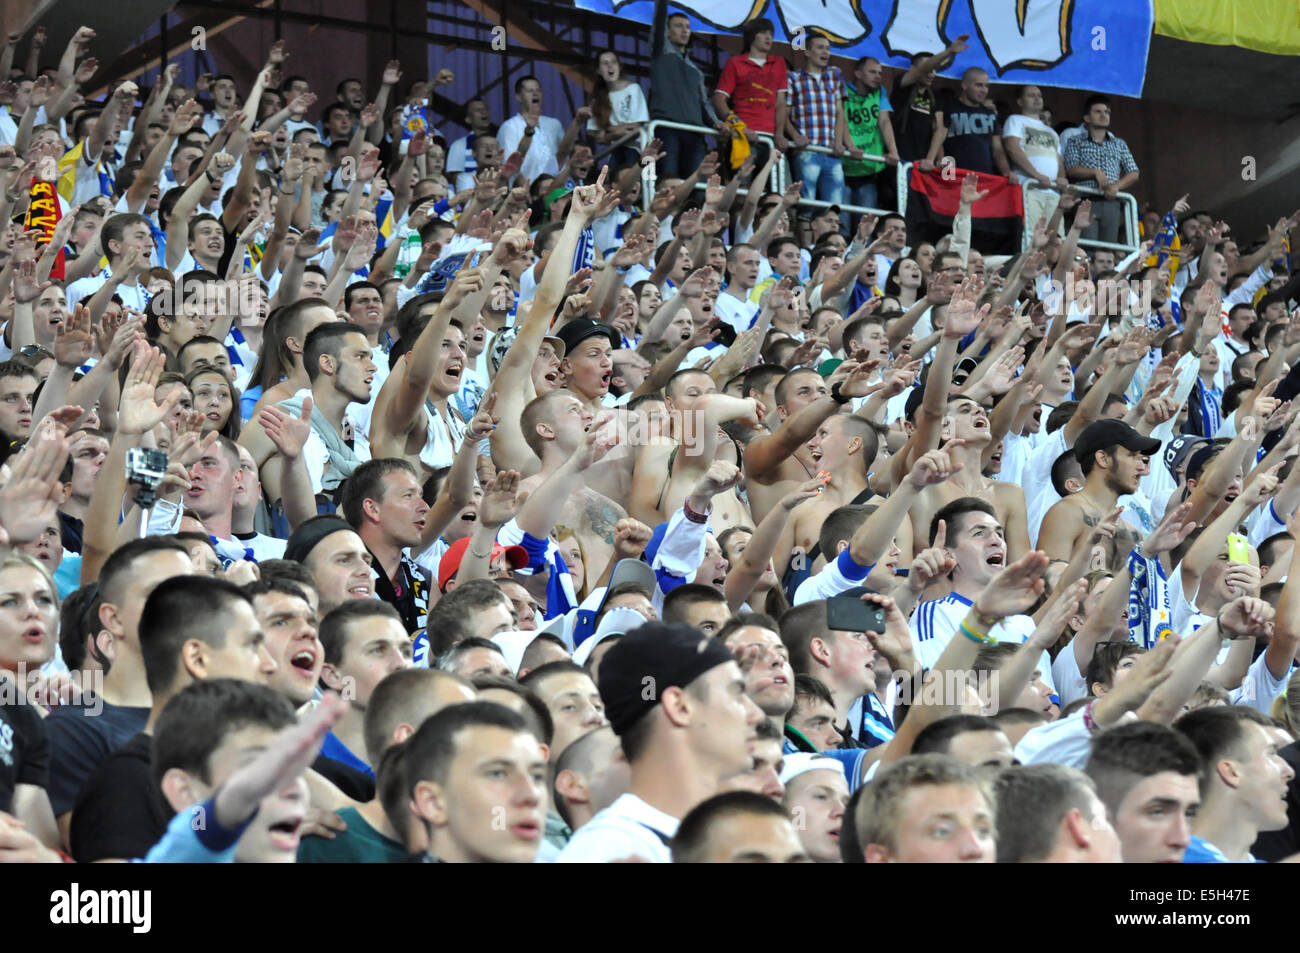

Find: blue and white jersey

[908,591,1054,690]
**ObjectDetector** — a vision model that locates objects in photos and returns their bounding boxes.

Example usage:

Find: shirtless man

[490,174,613,477]
[907,394,1031,564]
[628,368,759,531]
[742,362,881,524]
[243,297,340,418]
[368,265,478,479]
[517,388,626,579]
[1037,419,1158,568]
[774,413,908,579]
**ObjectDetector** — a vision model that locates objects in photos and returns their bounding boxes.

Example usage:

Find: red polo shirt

[717,54,787,134]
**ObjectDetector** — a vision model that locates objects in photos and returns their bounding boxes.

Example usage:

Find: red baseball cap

[437,536,529,591]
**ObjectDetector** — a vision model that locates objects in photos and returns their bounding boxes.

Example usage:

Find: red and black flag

[906,166,1024,255]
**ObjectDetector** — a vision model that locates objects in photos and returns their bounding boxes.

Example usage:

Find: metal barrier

[1057,180,1141,256]
[639,119,779,206]
[778,142,897,219]
[635,125,1139,260]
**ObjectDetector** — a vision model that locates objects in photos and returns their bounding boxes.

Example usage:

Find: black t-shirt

[44,697,150,816]
[938,94,998,174]
[69,732,168,862]
[895,83,937,163]
[58,511,84,554]
[311,752,375,803]
[0,698,49,813]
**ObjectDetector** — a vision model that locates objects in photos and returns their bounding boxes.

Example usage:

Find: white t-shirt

[554,793,677,863]
[496,113,566,183]
[587,84,649,130]
[713,292,760,335]
[1002,114,1062,182]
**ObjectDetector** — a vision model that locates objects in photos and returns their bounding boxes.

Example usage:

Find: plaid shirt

[787,66,844,149]
[1063,130,1138,183]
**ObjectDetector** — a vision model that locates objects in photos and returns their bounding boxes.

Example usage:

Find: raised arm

[167,151,235,272]
[743,361,879,482]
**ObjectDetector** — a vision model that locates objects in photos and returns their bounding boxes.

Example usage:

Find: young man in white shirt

[495,76,584,184]
[714,243,761,334]
[908,496,1054,691]
[1002,85,1067,234]
[557,622,764,862]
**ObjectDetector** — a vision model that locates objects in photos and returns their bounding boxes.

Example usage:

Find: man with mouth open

[339,458,431,633]
[905,395,1031,569]
[908,496,1056,695]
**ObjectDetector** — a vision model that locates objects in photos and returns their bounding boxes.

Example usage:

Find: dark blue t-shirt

[45,696,149,816]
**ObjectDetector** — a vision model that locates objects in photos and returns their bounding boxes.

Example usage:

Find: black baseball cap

[597,622,735,737]
[1184,443,1223,484]
[1164,434,1207,481]
[1073,420,1161,466]
[556,318,620,355]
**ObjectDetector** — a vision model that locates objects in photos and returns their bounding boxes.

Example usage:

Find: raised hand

[692,459,741,500]
[909,440,965,490]
[208,151,237,179]
[101,315,144,371]
[258,396,313,461]
[1241,462,1283,507]
[118,343,181,435]
[0,418,70,545]
[1217,595,1273,640]
[1030,578,1086,649]
[612,518,654,559]
[11,258,50,305]
[780,474,829,512]
[860,593,914,670]
[972,550,1050,621]
[214,695,346,830]
[1073,199,1094,231]
[478,469,521,528]
[909,522,956,594]
[959,172,989,206]
[53,303,95,369]
[570,165,611,222]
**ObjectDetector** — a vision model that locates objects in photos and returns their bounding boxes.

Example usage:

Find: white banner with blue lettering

[577,0,1153,96]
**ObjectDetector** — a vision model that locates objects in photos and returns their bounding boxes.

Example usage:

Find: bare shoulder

[992,481,1026,504]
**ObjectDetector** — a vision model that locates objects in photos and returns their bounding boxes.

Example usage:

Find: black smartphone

[710,320,737,348]
[826,594,887,633]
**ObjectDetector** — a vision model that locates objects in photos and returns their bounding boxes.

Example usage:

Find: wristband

[958,620,995,645]
[971,603,1000,627]
[830,380,850,405]
[683,498,710,524]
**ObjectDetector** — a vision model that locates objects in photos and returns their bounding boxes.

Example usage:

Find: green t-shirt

[297,807,407,863]
[844,85,886,178]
